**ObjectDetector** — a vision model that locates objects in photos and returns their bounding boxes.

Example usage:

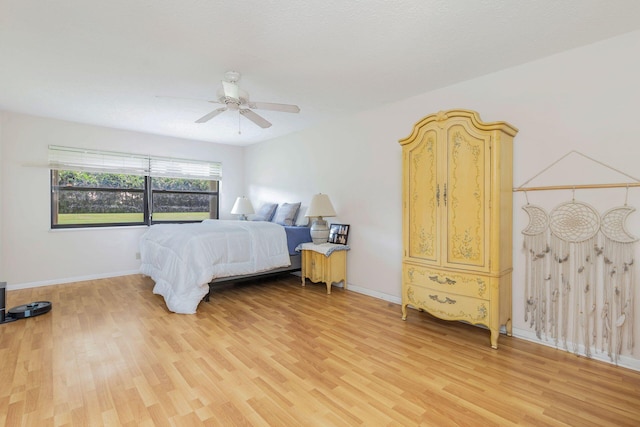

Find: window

[52,170,146,227]
[150,177,219,223]
[49,146,221,228]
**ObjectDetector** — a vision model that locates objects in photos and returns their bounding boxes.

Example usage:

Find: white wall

[0,112,4,281]
[0,112,244,288]
[245,30,640,367]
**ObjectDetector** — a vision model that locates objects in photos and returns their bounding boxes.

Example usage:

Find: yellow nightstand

[298,243,349,294]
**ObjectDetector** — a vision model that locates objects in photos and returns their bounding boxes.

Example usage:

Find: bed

[139,219,311,314]
[207,224,310,286]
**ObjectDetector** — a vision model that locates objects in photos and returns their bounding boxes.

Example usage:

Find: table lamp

[305,193,336,243]
[231,196,254,220]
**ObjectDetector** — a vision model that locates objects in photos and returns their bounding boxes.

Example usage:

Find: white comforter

[140,220,290,314]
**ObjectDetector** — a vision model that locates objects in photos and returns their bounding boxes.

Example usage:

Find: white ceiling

[1,1,640,146]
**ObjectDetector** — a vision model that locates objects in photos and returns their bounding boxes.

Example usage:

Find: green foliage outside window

[52,170,219,227]
[58,170,144,189]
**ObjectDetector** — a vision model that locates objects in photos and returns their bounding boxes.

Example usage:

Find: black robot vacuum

[1,282,52,323]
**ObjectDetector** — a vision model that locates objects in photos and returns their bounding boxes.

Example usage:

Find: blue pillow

[253,203,278,221]
[271,202,301,226]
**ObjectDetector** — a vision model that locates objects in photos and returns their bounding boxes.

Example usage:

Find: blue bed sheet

[284,226,311,255]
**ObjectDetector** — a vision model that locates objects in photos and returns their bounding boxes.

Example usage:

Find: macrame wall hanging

[516,151,639,363]
[600,202,637,362]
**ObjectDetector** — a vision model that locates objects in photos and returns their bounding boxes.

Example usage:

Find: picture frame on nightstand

[328,223,350,245]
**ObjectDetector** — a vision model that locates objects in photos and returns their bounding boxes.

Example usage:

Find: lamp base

[310,218,330,244]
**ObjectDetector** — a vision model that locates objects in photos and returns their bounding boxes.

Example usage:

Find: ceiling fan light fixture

[222,81,240,101]
[223,70,241,83]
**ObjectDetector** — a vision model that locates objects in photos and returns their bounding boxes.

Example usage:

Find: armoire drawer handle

[428,275,456,285]
[429,294,456,304]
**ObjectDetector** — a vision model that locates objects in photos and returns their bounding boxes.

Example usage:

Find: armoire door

[405,127,441,264]
[441,121,492,272]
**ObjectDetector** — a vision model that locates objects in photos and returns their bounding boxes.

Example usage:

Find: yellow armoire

[399,109,517,348]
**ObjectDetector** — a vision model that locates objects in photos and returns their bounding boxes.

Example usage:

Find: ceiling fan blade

[240,109,272,128]
[248,101,300,113]
[156,95,221,104]
[222,81,240,100]
[195,107,227,123]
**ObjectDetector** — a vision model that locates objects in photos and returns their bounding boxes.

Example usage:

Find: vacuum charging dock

[1,282,52,324]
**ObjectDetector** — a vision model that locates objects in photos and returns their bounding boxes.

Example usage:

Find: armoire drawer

[403,263,490,300]
[404,284,489,325]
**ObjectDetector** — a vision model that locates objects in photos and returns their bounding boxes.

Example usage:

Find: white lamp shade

[305,193,336,218]
[231,197,255,216]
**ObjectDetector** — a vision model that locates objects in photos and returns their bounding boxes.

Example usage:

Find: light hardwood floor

[1,274,639,426]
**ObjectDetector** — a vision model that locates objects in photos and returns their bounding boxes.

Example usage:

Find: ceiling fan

[184,71,300,129]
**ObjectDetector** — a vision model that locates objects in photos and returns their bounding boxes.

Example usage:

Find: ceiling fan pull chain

[238,111,242,135]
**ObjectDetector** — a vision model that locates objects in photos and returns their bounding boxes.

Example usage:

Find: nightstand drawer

[403,263,490,300]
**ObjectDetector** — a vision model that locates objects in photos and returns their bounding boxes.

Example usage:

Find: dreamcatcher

[599,190,637,363]
[522,202,550,340]
[548,197,600,355]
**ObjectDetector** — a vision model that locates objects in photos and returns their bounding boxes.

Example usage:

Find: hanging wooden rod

[515,150,640,193]
[513,182,640,192]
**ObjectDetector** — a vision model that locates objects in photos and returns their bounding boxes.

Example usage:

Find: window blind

[48,145,222,180]
[149,156,222,180]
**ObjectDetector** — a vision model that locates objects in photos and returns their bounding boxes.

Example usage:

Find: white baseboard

[6,270,140,291]
[512,327,640,372]
[346,283,402,305]
[294,275,402,304]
